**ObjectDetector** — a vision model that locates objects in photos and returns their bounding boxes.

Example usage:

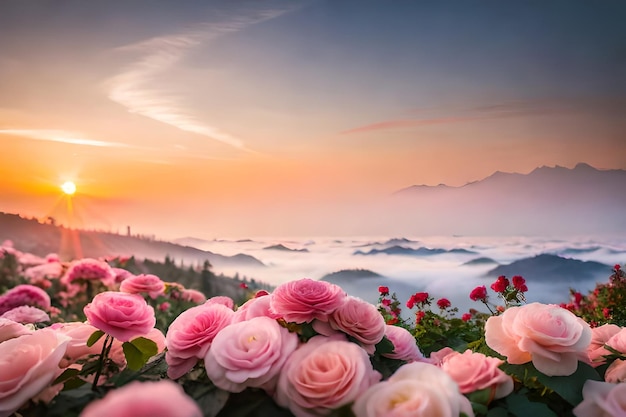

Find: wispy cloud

[0,129,133,148]
[106,7,290,151]
[340,97,626,135]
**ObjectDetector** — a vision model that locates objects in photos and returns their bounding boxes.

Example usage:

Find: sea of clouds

[187,235,626,315]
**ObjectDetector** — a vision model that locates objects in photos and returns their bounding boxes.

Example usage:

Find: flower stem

[92,334,113,390]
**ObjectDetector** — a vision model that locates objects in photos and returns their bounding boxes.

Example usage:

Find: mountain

[354,245,476,256]
[487,254,610,282]
[0,212,264,268]
[263,244,309,253]
[389,163,626,235]
[320,269,383,283]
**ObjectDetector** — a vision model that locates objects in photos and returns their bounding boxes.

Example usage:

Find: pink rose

[587,324,621,367]
[24,262,63,284]
[165,303,234,379]
[52,322,125,368]
[112,268,133,283]
[205,296,235,310]
[485,302,592,376]
[0,318,32,343]
[327,296,386,354]
[120,274,165,299]
[382,325,425,362]
[63,258,116,285]
[431,348,513,399]
[0,329,70,417]
[275,335,381,416]
[573,380,626,417]
[205,316,298,393]
[1,306,50,323]
[80,380,201,417]
[180,289,207,304]
[270,278,346,323]
[605,328,626,353]
[352,362,474,417]
[84,292,156,342]
[0,284,51,315]
[232,295,278,323]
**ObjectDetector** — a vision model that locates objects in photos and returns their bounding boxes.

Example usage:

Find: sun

[61,181,77,195]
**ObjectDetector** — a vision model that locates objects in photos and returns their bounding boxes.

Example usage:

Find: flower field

[1,239,625,417]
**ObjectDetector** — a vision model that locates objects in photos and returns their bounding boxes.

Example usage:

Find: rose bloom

[431,347,513,399]
[270,278,346,323]
[23,262,63,285]
[437,298,451,309]
[120,274,165,299]
[0,329,70,417]
[485,302,592,376]
[352,361,474,417]
[0,284,51,315]
[0,318,32,343]
[205,296,235,310]
[1,306,50,324]
[469,286,488,301]
[80,380,201,417]
[605,328,626,353]
[490,276,509,293]
[205,316,299,393]
[381,324,425,362]
[275,335,381,416]
[573,380,626,417]
[84,292,156,342]
[232,295,278,323]
[604,359,626,383]
[165,303,234,379]
[51,322,125,368]
[587,324,621,367]
[180,289,206,304]
[512,275,528,292]
[63,258,116,286]
[328,296,386,354]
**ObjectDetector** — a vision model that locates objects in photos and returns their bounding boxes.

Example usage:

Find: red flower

[573,292,583,305]
[615,264,621,271]
[490,276,509,293]
[378,286,389,295]
[239,283,248,289]
[412,292,429,304]
[436,298,451,309]
[381,299,391,307]
[511,275,527,292]
[254,290,269,298]
[603,307,611,319]
[469,286,487,301]
[461,313,472,322]
[406,298,415,309]
[387,317,398,325]
[415,311,425,324]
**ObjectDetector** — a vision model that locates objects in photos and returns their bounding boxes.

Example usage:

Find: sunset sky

[1,0,625,238]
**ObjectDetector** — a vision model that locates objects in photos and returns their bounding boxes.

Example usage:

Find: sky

[1,0,625,239]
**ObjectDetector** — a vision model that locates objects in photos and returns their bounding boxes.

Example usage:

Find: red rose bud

[490,276,509,293]
[462,313,472,322]
[469,286,487,301]
[254,290,270,298]
[436,298,451,309]
[415,310,425,324]
[378,286,389,295]
[511,275,527,291]
[239,283,248,289]
[615,264,621,271]
[412,292,429,304]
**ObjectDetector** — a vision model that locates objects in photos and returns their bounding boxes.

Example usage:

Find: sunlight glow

[61,181,77,195]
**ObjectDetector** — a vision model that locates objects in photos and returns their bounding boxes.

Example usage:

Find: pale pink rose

[606,328,626,354]
[232,295,279,323]
[52,322,125,368]
[120,274,165,299]
[112,268,133,283]
[1,306,50,323]
[485,302,592,376]
[0,284,51,315]
[18,252,46,267]
[205,316,299,393]
[382,324,426,362]
[63,258,116,286]
[275,335,381,416]
[165,303,234,379]
[79,380,202,417]
[180,289,206,304]
[327,296,386,354]
[24,262,64,285]
[0,318,32,343]
[573,380,626,417]
[431,348,513,399]
[588,324,621,367]
[84,291,156,342]
[604,359,626,383]
[205,296,235,310]
[352,361,474,417]
[270,278,346,323]
[0,329,70,417]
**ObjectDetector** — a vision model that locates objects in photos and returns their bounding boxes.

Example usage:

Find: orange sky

[1,1,625,238]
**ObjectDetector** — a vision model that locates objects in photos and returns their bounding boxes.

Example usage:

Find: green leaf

[535,361,602,406]
[86,330,104,347]
[505,393,558,417]
[52,368,80,385]
[122,337,158,371]
[375,336,395,355]
[486,407,510,417]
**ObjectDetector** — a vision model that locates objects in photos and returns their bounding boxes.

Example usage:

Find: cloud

[0,129,133,148]
[340,97,626,135]
[106,7,290,151]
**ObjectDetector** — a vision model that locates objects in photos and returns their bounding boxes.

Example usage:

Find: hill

[487,254,610,282]
[354,245,476,256]
[389,163,626,235]
[0,212,263,269]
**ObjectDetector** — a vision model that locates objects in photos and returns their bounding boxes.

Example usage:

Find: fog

[186,235,626,316]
